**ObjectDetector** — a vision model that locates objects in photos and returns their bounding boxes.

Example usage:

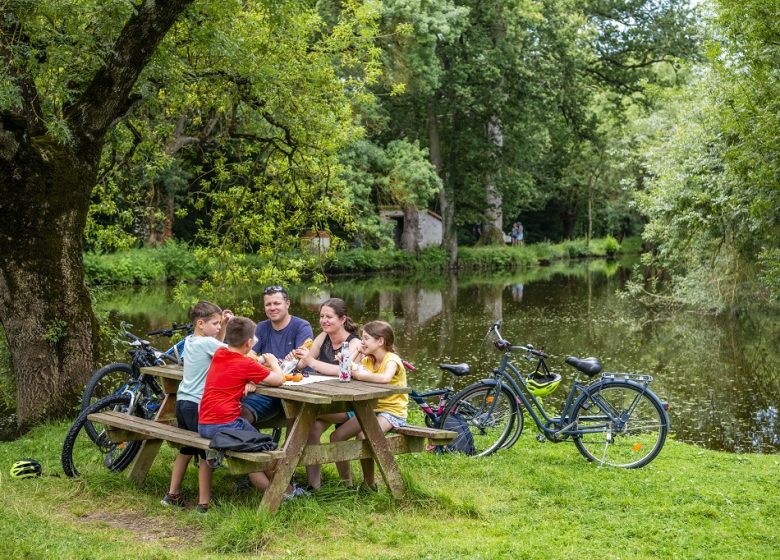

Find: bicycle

[81,322,191,412]
[404,361,515,457]
[405,361,469,422]
[442,321,670,468]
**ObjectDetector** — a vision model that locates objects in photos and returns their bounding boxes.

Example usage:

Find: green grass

[1,422,777,559]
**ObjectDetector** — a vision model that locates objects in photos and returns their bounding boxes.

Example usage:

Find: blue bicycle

[442,321,670,467]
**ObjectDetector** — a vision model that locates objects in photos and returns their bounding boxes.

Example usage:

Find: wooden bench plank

[89,411,285,463]
[394,425,457,442]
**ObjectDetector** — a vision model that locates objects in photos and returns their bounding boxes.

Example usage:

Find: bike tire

[571,380,668,468]
[440,382,519,457]
[81,362,135,410]
[61,394,144,478]
[501,393,525,449]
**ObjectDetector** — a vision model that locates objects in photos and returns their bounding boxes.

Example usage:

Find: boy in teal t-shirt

[161,301,232,511]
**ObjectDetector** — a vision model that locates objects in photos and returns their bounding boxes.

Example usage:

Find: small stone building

[379,207,443,249]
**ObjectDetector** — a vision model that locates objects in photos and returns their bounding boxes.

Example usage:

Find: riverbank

[0,420,776,559]
[83,237,635,285]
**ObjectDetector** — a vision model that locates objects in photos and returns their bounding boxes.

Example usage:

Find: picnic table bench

[90,410,285,475]
[110,365,456,512]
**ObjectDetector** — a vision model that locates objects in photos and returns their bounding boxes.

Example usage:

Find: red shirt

[198,347,270,425]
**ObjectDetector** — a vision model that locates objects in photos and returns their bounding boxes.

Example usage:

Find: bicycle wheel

[501,396,525,449]
[440,383,519,457]
[81,362,135,410]
[62,394,144,477]
[571,380,668,468]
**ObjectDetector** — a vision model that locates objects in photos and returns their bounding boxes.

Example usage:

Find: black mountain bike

[81,322,191,412]
[62,323,191,477]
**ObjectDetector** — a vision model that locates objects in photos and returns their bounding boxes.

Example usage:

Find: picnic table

[99,365,455,512]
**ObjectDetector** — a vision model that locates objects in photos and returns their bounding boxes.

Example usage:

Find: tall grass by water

[83,237,631,284]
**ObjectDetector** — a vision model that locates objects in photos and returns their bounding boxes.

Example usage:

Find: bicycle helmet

[526,372,562,397]
[10,458,42,479]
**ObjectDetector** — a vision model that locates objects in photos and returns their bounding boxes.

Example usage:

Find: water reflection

[88,260,779,454]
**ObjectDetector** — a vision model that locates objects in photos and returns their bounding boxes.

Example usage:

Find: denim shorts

[241,393,282,424]
[198,417,257,440]
[343,411,406,428]
[377,411,406,428]
[175,400,206,459]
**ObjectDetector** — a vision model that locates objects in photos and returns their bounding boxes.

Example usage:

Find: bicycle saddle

[439,363,471,376]
[564,356,602,377]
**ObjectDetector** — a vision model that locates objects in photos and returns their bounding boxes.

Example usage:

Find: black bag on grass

[440,413,476,455]
[209,429,277,453]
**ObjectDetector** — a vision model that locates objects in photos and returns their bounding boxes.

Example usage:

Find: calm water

[93,259,780,454]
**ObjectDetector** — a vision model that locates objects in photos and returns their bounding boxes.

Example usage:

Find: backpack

[208,429,277,453]
[439,413,476,455]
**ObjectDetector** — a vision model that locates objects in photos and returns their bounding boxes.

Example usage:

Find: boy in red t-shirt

[198,316,293,508]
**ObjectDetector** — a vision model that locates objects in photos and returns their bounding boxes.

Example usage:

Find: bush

[603,235,620,257]
[84,242,202,285]
[326,247,447,273]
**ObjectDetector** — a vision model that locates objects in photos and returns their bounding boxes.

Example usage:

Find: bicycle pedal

[536,434,546,443]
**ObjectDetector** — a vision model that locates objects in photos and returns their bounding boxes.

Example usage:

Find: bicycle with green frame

[445,321,670,467]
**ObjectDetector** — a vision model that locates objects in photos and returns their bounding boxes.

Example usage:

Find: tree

[0,0,195,425]
[634,0,780,306]
[0,0,378,425]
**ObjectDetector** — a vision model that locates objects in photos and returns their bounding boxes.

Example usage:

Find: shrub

[603,235,620,257]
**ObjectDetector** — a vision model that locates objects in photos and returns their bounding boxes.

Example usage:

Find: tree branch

[64,0,195,148]
[0,12,46,135]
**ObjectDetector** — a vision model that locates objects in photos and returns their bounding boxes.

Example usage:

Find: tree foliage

[635,1,779,305]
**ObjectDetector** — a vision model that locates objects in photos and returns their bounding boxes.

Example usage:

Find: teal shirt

[177,335,226,404]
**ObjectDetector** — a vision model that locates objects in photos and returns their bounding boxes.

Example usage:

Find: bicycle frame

[409,387,452,425]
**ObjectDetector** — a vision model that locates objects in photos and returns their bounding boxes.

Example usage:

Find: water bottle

[338,340,352,382]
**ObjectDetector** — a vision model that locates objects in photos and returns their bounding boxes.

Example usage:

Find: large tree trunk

[428,106,457,266]
[0,0,194,426]
[0,117,100,425]
[480,117,504,245]
[561,208,577,239]
[400,203,420,252]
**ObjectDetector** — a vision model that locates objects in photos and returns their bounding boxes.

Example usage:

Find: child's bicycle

[445,321,670,468]
[405,361,512,457]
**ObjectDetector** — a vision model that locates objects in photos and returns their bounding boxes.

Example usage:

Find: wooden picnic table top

[140,364,410,403]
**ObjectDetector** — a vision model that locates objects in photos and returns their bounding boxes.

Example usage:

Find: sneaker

[161,492,185,507]
[282,485,309,502]
[234,476,253,492]
[195,503,210,514]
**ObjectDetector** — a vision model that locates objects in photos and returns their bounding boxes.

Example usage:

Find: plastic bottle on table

[338,340,352,382]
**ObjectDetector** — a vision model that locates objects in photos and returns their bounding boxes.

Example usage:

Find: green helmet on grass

[10,458,42,479]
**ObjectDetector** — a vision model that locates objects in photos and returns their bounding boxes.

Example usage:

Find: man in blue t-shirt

[241,285,314,424]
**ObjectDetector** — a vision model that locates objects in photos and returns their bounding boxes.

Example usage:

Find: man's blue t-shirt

[252,316,313,360]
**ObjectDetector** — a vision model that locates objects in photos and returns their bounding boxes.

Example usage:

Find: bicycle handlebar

[147,322,193,337]
[490,322,549,358]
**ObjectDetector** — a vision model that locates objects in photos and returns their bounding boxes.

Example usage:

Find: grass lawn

[0,421,777,559]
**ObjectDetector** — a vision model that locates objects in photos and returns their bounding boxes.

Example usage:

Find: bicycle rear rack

[601,373,653,383]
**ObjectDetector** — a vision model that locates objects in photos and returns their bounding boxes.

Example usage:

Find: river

[88,258,779,454]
